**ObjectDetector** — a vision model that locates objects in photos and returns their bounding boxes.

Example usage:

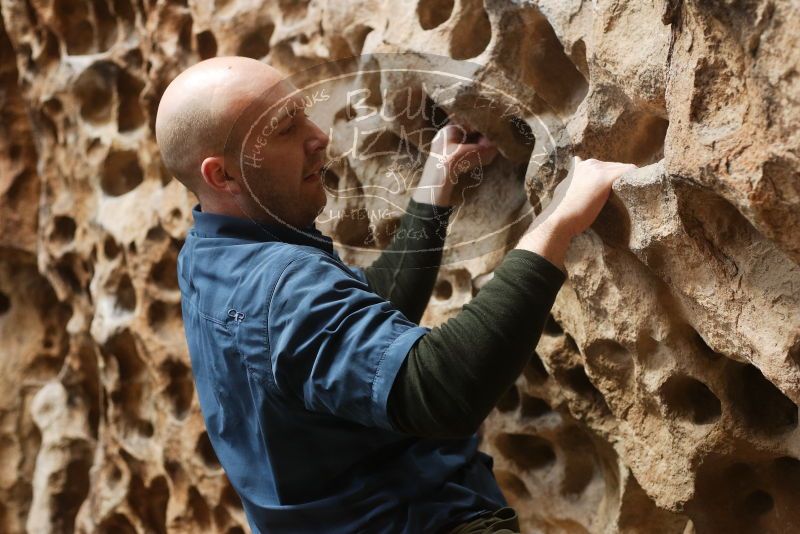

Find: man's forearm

[387,155,632,437]
[411,153,456,207]
[514,217,574,275]
[388,221,573,438]
[363,199,454,323]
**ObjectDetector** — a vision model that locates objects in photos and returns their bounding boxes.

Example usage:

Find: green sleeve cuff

[489,249,567,310]
[405,198,455,220]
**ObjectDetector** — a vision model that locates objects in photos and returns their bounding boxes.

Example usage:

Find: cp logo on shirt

[228,308,246,322]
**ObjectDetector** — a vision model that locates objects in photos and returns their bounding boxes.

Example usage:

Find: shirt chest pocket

[194,295,275,395]
[198,306,241,345]
[197,309,248,408]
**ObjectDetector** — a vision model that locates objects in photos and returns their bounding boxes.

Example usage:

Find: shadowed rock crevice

[691,455,800,533]
[147,299,183,342]
[725,363,798,436]
[161,358,193,420]
[195,30,217,60]
[659,374,722,425]
[237,24,274,60]
[417,0,454,30]
[495,385,520,413]
[51,215,76,243]
[514,7,588,115]
[128,474,169,534]
[449,2,491,60]
[495,433,556,471]
[196,431,221,469]
[522,352,549,385]
[74,62,116,124]
[100,149,143,196]
[52,0,94,55]
[116,69,145,132]
[519,394,551,419]
[557,426,596,496]
[103,331,154,438]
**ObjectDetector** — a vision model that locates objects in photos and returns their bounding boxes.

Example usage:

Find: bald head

[155,56,284,196]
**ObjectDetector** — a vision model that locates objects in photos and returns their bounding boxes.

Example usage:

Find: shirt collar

[190,204,334,254]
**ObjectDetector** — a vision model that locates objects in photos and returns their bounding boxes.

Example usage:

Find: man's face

[234,81,330,228]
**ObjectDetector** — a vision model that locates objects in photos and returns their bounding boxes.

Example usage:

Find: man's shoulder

[222,242,361,297]
[255,241,325,268]
[272,245,362,285]
[178,235,340,289]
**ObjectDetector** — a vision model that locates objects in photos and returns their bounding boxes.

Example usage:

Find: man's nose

[306,122,329,154]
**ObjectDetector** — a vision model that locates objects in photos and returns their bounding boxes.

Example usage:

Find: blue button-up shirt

[177,204,508,533]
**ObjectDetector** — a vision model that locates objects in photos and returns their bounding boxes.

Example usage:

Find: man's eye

[279,109,308,135]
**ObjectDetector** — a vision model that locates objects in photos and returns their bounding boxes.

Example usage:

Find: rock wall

[0,0,798,532]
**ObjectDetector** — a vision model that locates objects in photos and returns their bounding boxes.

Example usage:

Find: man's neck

[198,197,312,229]
[198,199,244,219]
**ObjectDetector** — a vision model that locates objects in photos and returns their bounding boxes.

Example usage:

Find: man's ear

[200,156,241,195]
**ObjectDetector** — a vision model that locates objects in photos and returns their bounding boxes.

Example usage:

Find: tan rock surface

[0,1,797,533]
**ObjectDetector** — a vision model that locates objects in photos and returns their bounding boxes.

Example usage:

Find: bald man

[158,56,635,534]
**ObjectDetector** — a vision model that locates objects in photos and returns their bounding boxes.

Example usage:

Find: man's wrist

[406,197,455,217]
[412,156,455,207]
[514,217,575,274]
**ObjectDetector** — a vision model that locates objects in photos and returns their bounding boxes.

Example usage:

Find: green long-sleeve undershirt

[362,199,455,324]
[362,200,566,439]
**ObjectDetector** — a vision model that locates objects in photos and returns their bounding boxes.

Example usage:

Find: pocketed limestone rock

[0,0,797,532]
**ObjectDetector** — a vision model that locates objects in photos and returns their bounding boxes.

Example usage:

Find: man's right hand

[547,157,638,237]
[515,157,638,273]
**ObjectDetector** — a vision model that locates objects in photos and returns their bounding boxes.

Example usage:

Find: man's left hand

[430,121,498,180]
[412,121,498,207]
